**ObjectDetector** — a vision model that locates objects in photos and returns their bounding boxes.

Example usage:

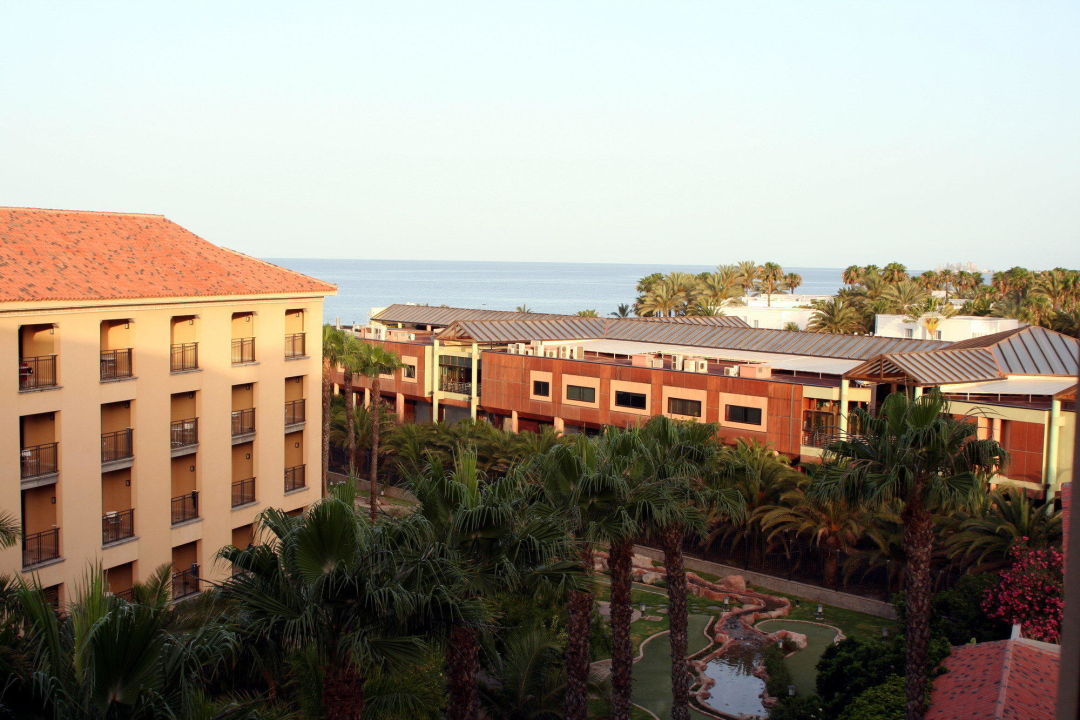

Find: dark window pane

[614,391,647,410]
[533,380,550,397]
[667,397,701,417]
[725,404,762,425]
[566,385,595,403]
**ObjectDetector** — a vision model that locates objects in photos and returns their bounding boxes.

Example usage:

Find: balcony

[19,355,58,391]
[101,428,134,470]
[20,442,58,487]
[231,337,255,365]
[284,464,306,492]
[440,380,476,395]
[100,349,133,381]
[232,477,256,507]
[801,430,835,449]
[170,418,198,456]
[170,342,199,372]
[284,333,306,359]
[171,491,199,525]
[102,509,135,545]
[171,565,200,599]
[231,408,255,443]
[23,528,60,568]
[284,399,306,428]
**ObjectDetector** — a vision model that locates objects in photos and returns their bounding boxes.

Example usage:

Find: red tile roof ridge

[0,205,167,218]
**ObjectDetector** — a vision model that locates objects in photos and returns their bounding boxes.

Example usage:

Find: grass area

[630,613,715,720]
[750,585,895,643]
[757,619,838,695]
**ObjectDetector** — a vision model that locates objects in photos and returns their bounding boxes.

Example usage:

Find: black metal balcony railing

[284,465,306,492]
[232,477,256,507]
[284,333,306,358]
[20,442,58,479]
[170,342,198,372]
[23,528,60,567]
[231,337,255,364]
[440,380,473,395]
[100,348,133,381]
[102,509,135,544]
[231,408,255,436]
[101,428,134,463]
[171,491,199,524]
[113,587,135,603]
[801,430,835,449]
[284,399,305,425]
[171,565,200,599]
[19,355,58,390]
[170,418,198,449]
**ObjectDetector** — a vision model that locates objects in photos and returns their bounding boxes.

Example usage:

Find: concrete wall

[875,314,1022,341]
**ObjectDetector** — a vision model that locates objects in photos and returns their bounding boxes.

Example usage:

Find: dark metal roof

[372,304,750,329]
[847,348,1003,385]
[438,318,949,360]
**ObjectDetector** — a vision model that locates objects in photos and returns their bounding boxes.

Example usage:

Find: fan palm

[757,262,785,306]
[812,391,1006,720]
[610,303,633,318]
[881,263,909,284]
[783,272,803,294]
[352,341,405,522]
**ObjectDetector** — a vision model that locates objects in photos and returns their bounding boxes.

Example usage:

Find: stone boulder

[719,574,747,593]
[640,571,664,585]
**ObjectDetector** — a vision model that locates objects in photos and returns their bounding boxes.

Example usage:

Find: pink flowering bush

[982,539,1063,643]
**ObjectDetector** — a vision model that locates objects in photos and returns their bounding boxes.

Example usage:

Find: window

[404,364,416,379]
[904,328,914,339]
[668,397,702,417]
[566,385,595,403]
[614,391,647,410]
[725,404,762,425]
[533,380,550,397]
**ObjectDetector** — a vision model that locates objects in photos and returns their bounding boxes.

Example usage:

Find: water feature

[696,608,773,718]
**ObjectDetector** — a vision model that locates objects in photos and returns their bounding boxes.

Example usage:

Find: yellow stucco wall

[1,293,326,600]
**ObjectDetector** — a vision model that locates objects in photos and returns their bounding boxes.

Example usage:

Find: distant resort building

[343,303,1077,499]
[875,313,1024,341]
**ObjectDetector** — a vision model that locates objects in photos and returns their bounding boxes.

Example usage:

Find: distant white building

[875,314,1023,341]
[723,305,816,331]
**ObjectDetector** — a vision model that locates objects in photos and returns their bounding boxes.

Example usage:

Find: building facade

[343,303,1077,499]
[1,207,334,603]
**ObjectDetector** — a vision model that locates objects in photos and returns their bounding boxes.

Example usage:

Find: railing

[801,430,835,449]
[231,408,255,436]
[113,587,135,603]
[171,565,200,599]
[284,333,306,358]
[232,477,256,507]
[440,380,473,395]
[23,528,60,567]
[170,342,198,372]
[284,465,306,492]
[171,491,199,524]
[20,442,58,479]
[231,337,255,364]
[170,418,198,449]
[284,399,306,425]
[100,348,133,380]
[19,355,57,390]
[101,428,134,463]
[102,509,135,544]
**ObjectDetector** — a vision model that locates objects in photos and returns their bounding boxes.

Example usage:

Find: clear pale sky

[2,1,1077,269]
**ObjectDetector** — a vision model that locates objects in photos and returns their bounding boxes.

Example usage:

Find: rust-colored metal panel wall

[338,339,429,399]
[1001,419,1046,484]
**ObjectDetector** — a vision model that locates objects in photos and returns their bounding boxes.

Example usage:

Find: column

[510,410,519,433]
[837,378,850,436]
[431,339,440,423]
[469,342,479,420]
[1046,398,1062,494]
[553,417,565,434]
[395,392,405,421]
[913,386,924,399]
[363,388,371,408]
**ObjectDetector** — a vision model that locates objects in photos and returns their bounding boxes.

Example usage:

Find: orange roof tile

[0,207,336,302]
[925,639,1059,720]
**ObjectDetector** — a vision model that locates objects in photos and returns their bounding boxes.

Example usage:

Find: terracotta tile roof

[0,207,336,302]
[925,639,1059,720]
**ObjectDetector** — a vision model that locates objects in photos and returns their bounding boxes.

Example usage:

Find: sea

[267,259,848,325]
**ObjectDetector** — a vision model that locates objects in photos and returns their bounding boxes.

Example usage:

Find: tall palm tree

[610,303,633,318]
[808,298,865,334]
[322,325,349,492]
[880,280,929,316]
[783,272,803,294]
[637,417,743,720]
[338,335,364,477]
[698,271,740,309]
[638,276,685,317]
[757,262,785,306]
[812,392,1006,720]
[735,260,759,296]
[881,262,909,284]
[353,341,405,522]
[842,265,864,286]
[221,489,477,720]
[576,309,599,317]
[533,435,631,720]
[904,297,957,340]
[407,452,579,720]
[516,305,533,313]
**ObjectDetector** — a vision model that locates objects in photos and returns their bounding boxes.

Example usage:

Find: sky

[1,1,1078,269]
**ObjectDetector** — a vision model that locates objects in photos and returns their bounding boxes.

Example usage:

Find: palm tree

[880,280,929,316]
[904,297,957,340]
[353,341,405,522]
[610,303,633,318]
[944,487,1062,572]
[221,489,477,720]
[322,325,349,492]
[637,417,743,720]
[808,298,865,334]
[842,265,864,286]
[881,262,909,284]
[338,335,363,477]
[533,435,631,720]
[735,260,759,296]
[13,565,237,719]
[576,309,599,317]
[757,262,785,306]
[516,305,533,313]
[698,271,741,309]
[0,511,18,548]
[407,452,579,720]
[812,391,1006,720]
[783,272,803,294]
[637,276,685,317]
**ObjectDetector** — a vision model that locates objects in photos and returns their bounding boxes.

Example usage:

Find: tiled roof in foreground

[925,638,1058,720]
[0,207,336,302]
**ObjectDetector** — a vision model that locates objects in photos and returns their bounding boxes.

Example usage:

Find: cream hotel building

[0,207,335,603]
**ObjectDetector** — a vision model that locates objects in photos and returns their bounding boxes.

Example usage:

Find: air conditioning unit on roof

[648,356,666,369]
[724,365,739,377]
[544,347,560,358]
[685,358,709,373]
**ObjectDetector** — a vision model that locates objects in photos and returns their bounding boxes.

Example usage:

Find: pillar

[838,379,850,436]
[431,339,440,423]
[469,342,479,420]
[363,388,371,408]
[510,409,519,433]
[553,417,565,435]
[913,386,924,399]
[1046,398,1062,494]
[395,392,405,421]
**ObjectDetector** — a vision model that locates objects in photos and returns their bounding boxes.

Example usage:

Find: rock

[720,574,747,592]
[640,571,663,585]
[632,553,656,569]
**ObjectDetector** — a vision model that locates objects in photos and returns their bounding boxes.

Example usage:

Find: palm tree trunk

[609,539,634,720]
[369,376,381,523]
[662,527,691,720]
[344,369,356,477]
[323,662,365,720]
[902,494,934,720]
[321,357,332,494]
[447,624,480,720]
[565,544,594,720]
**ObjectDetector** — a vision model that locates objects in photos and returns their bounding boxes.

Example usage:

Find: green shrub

[837,675,905,720]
